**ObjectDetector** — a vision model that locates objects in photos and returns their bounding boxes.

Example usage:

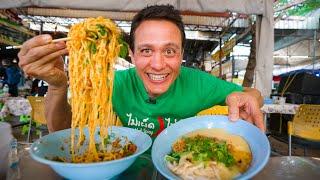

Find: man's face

[130,20,183,98]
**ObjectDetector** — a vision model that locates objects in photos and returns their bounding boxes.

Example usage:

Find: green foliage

[21,125,29,135]
[275,0,320,16]
[0,18,21,27]
[19,115,31,123]
[287,0,320,16]
[36,130,41,136]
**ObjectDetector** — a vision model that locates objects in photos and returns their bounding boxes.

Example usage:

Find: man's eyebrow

[136,43,181,49]
[136,44,152,49]
[165,43,180,49]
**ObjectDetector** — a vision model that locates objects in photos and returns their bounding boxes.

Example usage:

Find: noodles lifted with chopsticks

[67,17,135,163]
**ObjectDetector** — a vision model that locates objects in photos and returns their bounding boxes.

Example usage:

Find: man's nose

[150,52,165,70]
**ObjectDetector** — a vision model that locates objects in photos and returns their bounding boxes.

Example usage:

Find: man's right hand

[18,34,69,90]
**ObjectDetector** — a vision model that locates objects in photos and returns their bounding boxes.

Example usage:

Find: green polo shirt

[112,66,243,138]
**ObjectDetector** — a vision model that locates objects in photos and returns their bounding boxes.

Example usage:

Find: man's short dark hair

[129,4,185,52]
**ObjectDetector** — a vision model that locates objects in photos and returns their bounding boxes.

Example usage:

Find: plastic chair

[26,96,47,142]
[197,105,228,116]
[288,104,320,156]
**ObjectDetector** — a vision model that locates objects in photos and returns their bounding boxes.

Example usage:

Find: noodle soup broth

[165,128,252,180]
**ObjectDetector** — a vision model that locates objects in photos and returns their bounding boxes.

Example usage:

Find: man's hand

[226,88,265,132]
[18,34,68,90]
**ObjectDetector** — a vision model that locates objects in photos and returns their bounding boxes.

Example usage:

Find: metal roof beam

[274,29,315,51]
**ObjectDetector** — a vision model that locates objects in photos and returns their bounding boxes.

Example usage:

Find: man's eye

[140,49,152,56]
[164,49,176,56]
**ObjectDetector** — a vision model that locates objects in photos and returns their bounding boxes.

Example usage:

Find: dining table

[261,103,300,133]
[253,156,320,180]
[261,103,300,115]
[0,97,31,119]
[12,143,320,180]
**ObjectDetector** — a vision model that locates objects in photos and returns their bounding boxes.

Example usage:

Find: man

[18,5,264,135]
[4,61,21,97]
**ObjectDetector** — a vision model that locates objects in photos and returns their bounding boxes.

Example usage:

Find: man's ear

[129,49,135,64]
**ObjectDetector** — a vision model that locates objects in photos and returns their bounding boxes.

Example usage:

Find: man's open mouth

[147,73,169,81]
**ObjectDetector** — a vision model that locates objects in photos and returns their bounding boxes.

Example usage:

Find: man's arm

[45,86,72,132]
[17,34,71,132]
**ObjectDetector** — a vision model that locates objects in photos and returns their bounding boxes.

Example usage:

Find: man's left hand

[226,90,265,132]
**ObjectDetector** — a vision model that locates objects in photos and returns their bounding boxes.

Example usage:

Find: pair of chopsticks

[12,37,70,49]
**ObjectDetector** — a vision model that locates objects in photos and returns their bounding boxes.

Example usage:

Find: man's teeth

[148,74,167,81]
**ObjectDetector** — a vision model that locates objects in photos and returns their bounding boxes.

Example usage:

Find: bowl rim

[151,115,271,180]
[30,126,152,167]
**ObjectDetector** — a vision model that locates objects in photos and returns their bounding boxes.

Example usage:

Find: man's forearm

[45,85,71,132]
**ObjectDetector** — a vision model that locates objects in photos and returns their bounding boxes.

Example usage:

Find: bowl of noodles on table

[152,115,270,180]
[30,126,152,180]
[30,17,152,180]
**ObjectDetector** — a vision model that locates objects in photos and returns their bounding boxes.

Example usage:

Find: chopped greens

[96,24,107,36]
[165,151,181,163]
[86,24,128,58]
[103,135,110,145]
[88,42,97,54]
[166,135,235,167]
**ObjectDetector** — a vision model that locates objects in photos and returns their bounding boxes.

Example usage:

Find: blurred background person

[3,60,21,97]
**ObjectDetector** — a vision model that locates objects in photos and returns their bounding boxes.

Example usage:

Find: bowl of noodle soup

[30,126,152,180]
[152,115,270,180]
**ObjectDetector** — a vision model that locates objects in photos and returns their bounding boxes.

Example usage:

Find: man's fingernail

[56,42,66,48]
[229,116,237,121]
[43,35,51,42]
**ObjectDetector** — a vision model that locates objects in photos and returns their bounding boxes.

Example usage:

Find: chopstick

[12,37,70,49]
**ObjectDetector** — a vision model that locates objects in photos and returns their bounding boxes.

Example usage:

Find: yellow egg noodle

[67,17,123,163]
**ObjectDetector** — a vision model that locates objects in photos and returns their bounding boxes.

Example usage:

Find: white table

[0,97,31,119]
[261,103,300,114]
[261,103,300,133]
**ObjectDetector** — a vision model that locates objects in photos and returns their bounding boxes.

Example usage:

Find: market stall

[0,0,274,96]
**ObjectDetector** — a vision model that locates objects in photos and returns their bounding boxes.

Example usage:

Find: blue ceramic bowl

[152,115,270,180]
[30,126,152,180]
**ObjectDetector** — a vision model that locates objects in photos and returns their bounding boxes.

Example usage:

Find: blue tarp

[279,69,320,77]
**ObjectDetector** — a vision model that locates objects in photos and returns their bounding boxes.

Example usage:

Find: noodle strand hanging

[66,17,134,163]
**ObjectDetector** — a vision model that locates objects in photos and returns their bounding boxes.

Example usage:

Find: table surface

[253,156,320,180]
[16,145,320,180]
[261,103,300,114]
[0,97,31,118]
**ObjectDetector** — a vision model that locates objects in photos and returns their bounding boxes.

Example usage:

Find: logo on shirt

[125,113,178,137]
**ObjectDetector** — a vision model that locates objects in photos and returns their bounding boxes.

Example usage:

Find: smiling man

[132,20,182,98]
[18,5,264,136]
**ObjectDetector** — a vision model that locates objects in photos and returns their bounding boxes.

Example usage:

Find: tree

[242,24,256,87]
